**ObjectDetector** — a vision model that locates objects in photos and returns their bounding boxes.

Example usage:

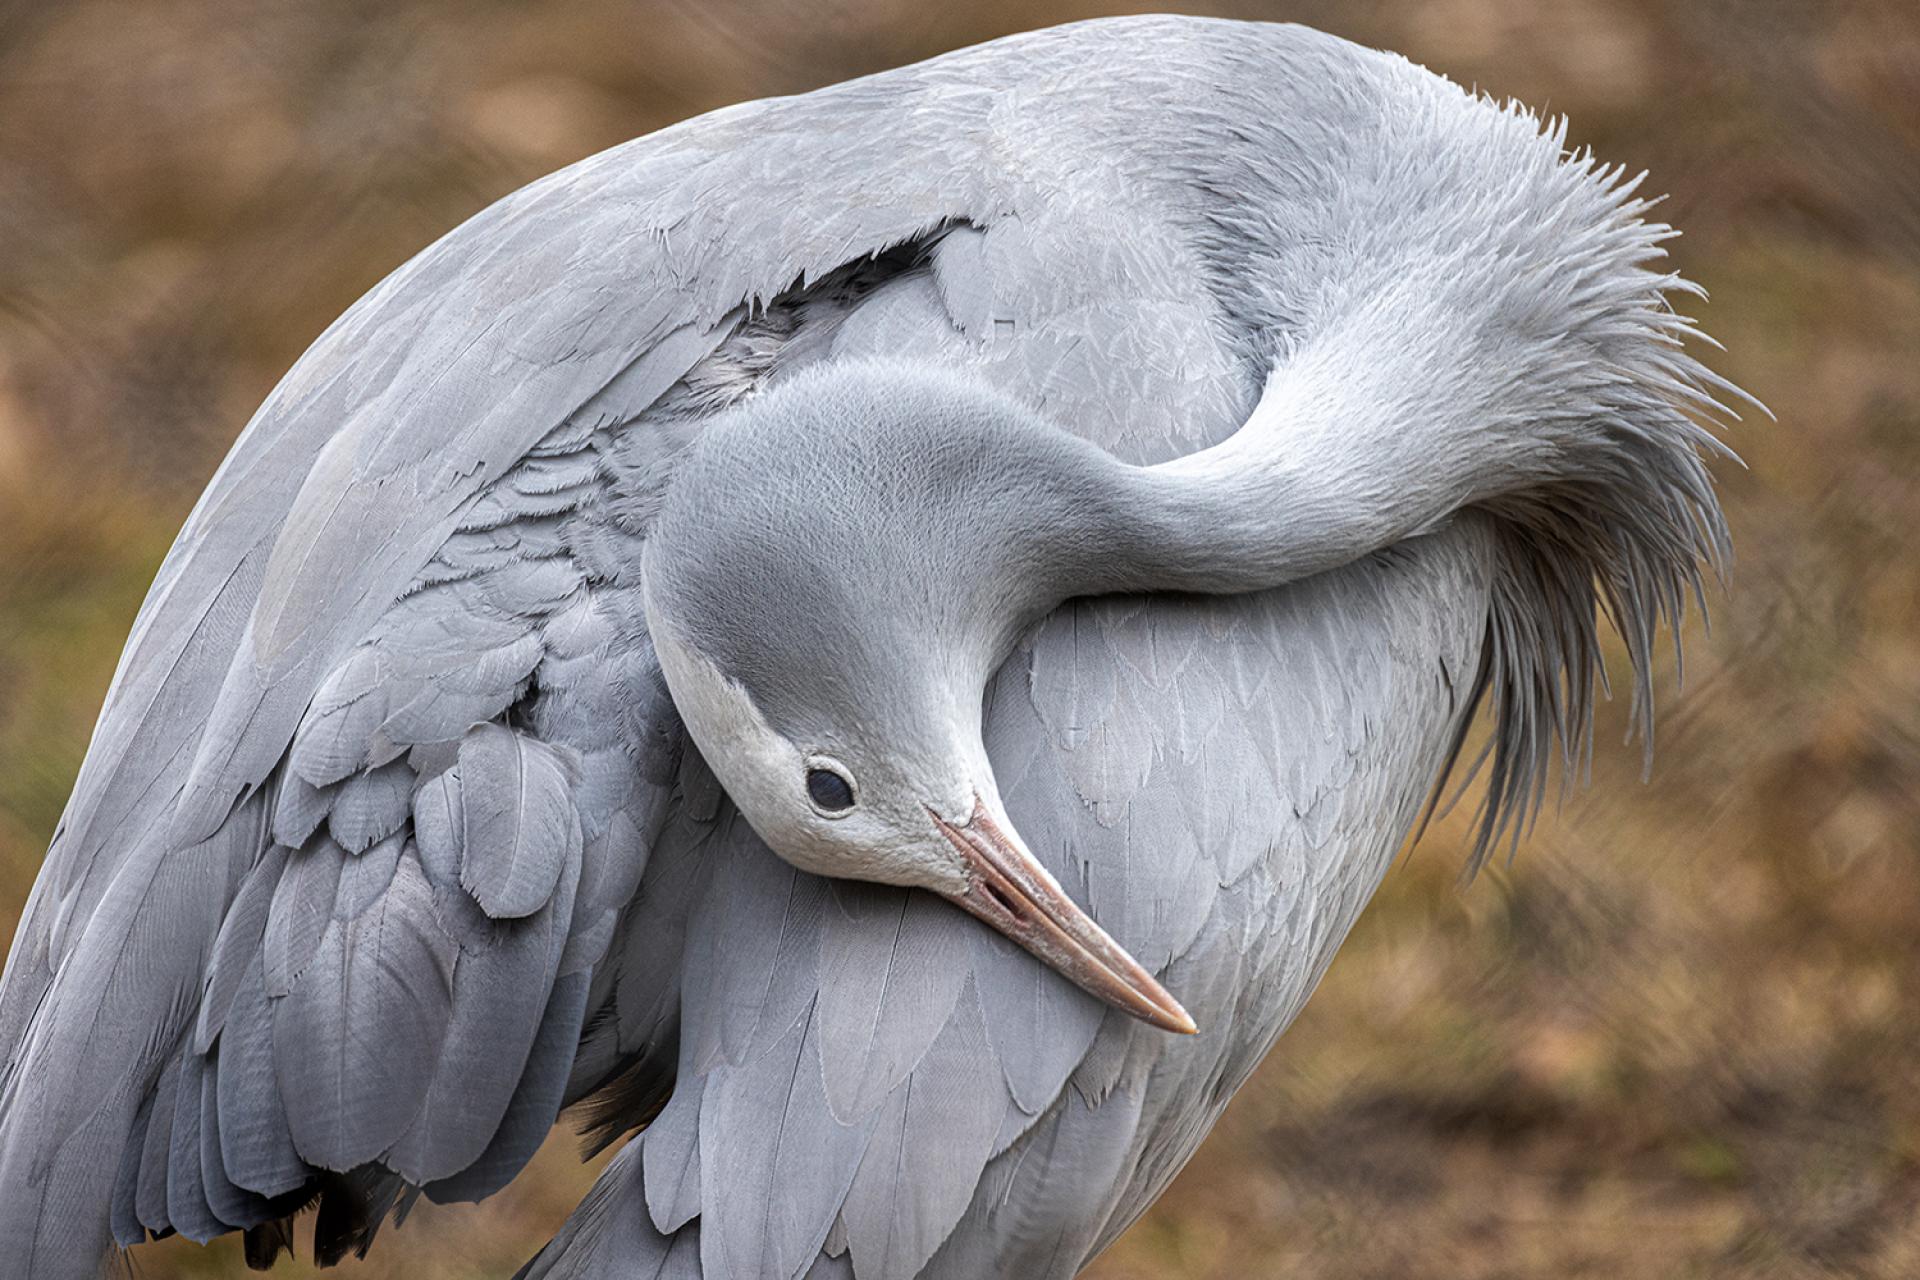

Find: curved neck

[1030,289,1545,609]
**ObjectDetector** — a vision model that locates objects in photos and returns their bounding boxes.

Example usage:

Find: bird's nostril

[983,881,1020,917]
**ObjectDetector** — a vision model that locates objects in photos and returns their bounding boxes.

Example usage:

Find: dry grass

[1,2,1916,1276]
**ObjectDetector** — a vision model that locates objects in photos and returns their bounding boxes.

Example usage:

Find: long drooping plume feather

[1407,114,1754,868]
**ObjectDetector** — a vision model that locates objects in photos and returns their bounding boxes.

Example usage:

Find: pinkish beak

[930,797,1197,1035]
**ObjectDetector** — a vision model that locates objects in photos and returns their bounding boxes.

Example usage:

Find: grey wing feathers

[0,22,1036,1270]
[448,724,580,920]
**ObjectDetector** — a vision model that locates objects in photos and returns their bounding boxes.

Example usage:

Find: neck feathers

[1071,103,1749,864]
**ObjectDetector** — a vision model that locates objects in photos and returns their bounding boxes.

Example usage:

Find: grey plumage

[451,724,580,921]
[0,15,1745,1280]
[273,848,454,1171]
[423,969,591,1205]
[215,953,306,1199]
[326,759,414,855]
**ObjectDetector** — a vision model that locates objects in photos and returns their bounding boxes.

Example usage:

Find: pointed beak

[929,798,1197,1035]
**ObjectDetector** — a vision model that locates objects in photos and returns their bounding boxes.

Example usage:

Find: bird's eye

[805,764,856,815]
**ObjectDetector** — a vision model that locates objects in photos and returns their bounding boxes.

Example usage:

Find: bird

[0,14,1746,1280]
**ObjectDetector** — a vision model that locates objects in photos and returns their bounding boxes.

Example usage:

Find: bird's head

[641,361,1194,1033]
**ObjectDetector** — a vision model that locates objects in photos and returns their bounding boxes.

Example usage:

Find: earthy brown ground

[2,2,1916,1277]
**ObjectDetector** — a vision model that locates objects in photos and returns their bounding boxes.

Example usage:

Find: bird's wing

[0,18,1220,1267]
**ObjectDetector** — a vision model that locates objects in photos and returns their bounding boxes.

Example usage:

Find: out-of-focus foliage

[1,1,1916,1276]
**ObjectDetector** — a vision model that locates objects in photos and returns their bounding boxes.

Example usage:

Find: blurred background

[1,0,1916,1276]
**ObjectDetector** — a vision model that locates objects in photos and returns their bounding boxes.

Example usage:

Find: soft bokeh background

[2,1,1916,1276]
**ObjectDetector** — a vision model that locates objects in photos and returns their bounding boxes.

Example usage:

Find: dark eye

[806,766,855,814]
